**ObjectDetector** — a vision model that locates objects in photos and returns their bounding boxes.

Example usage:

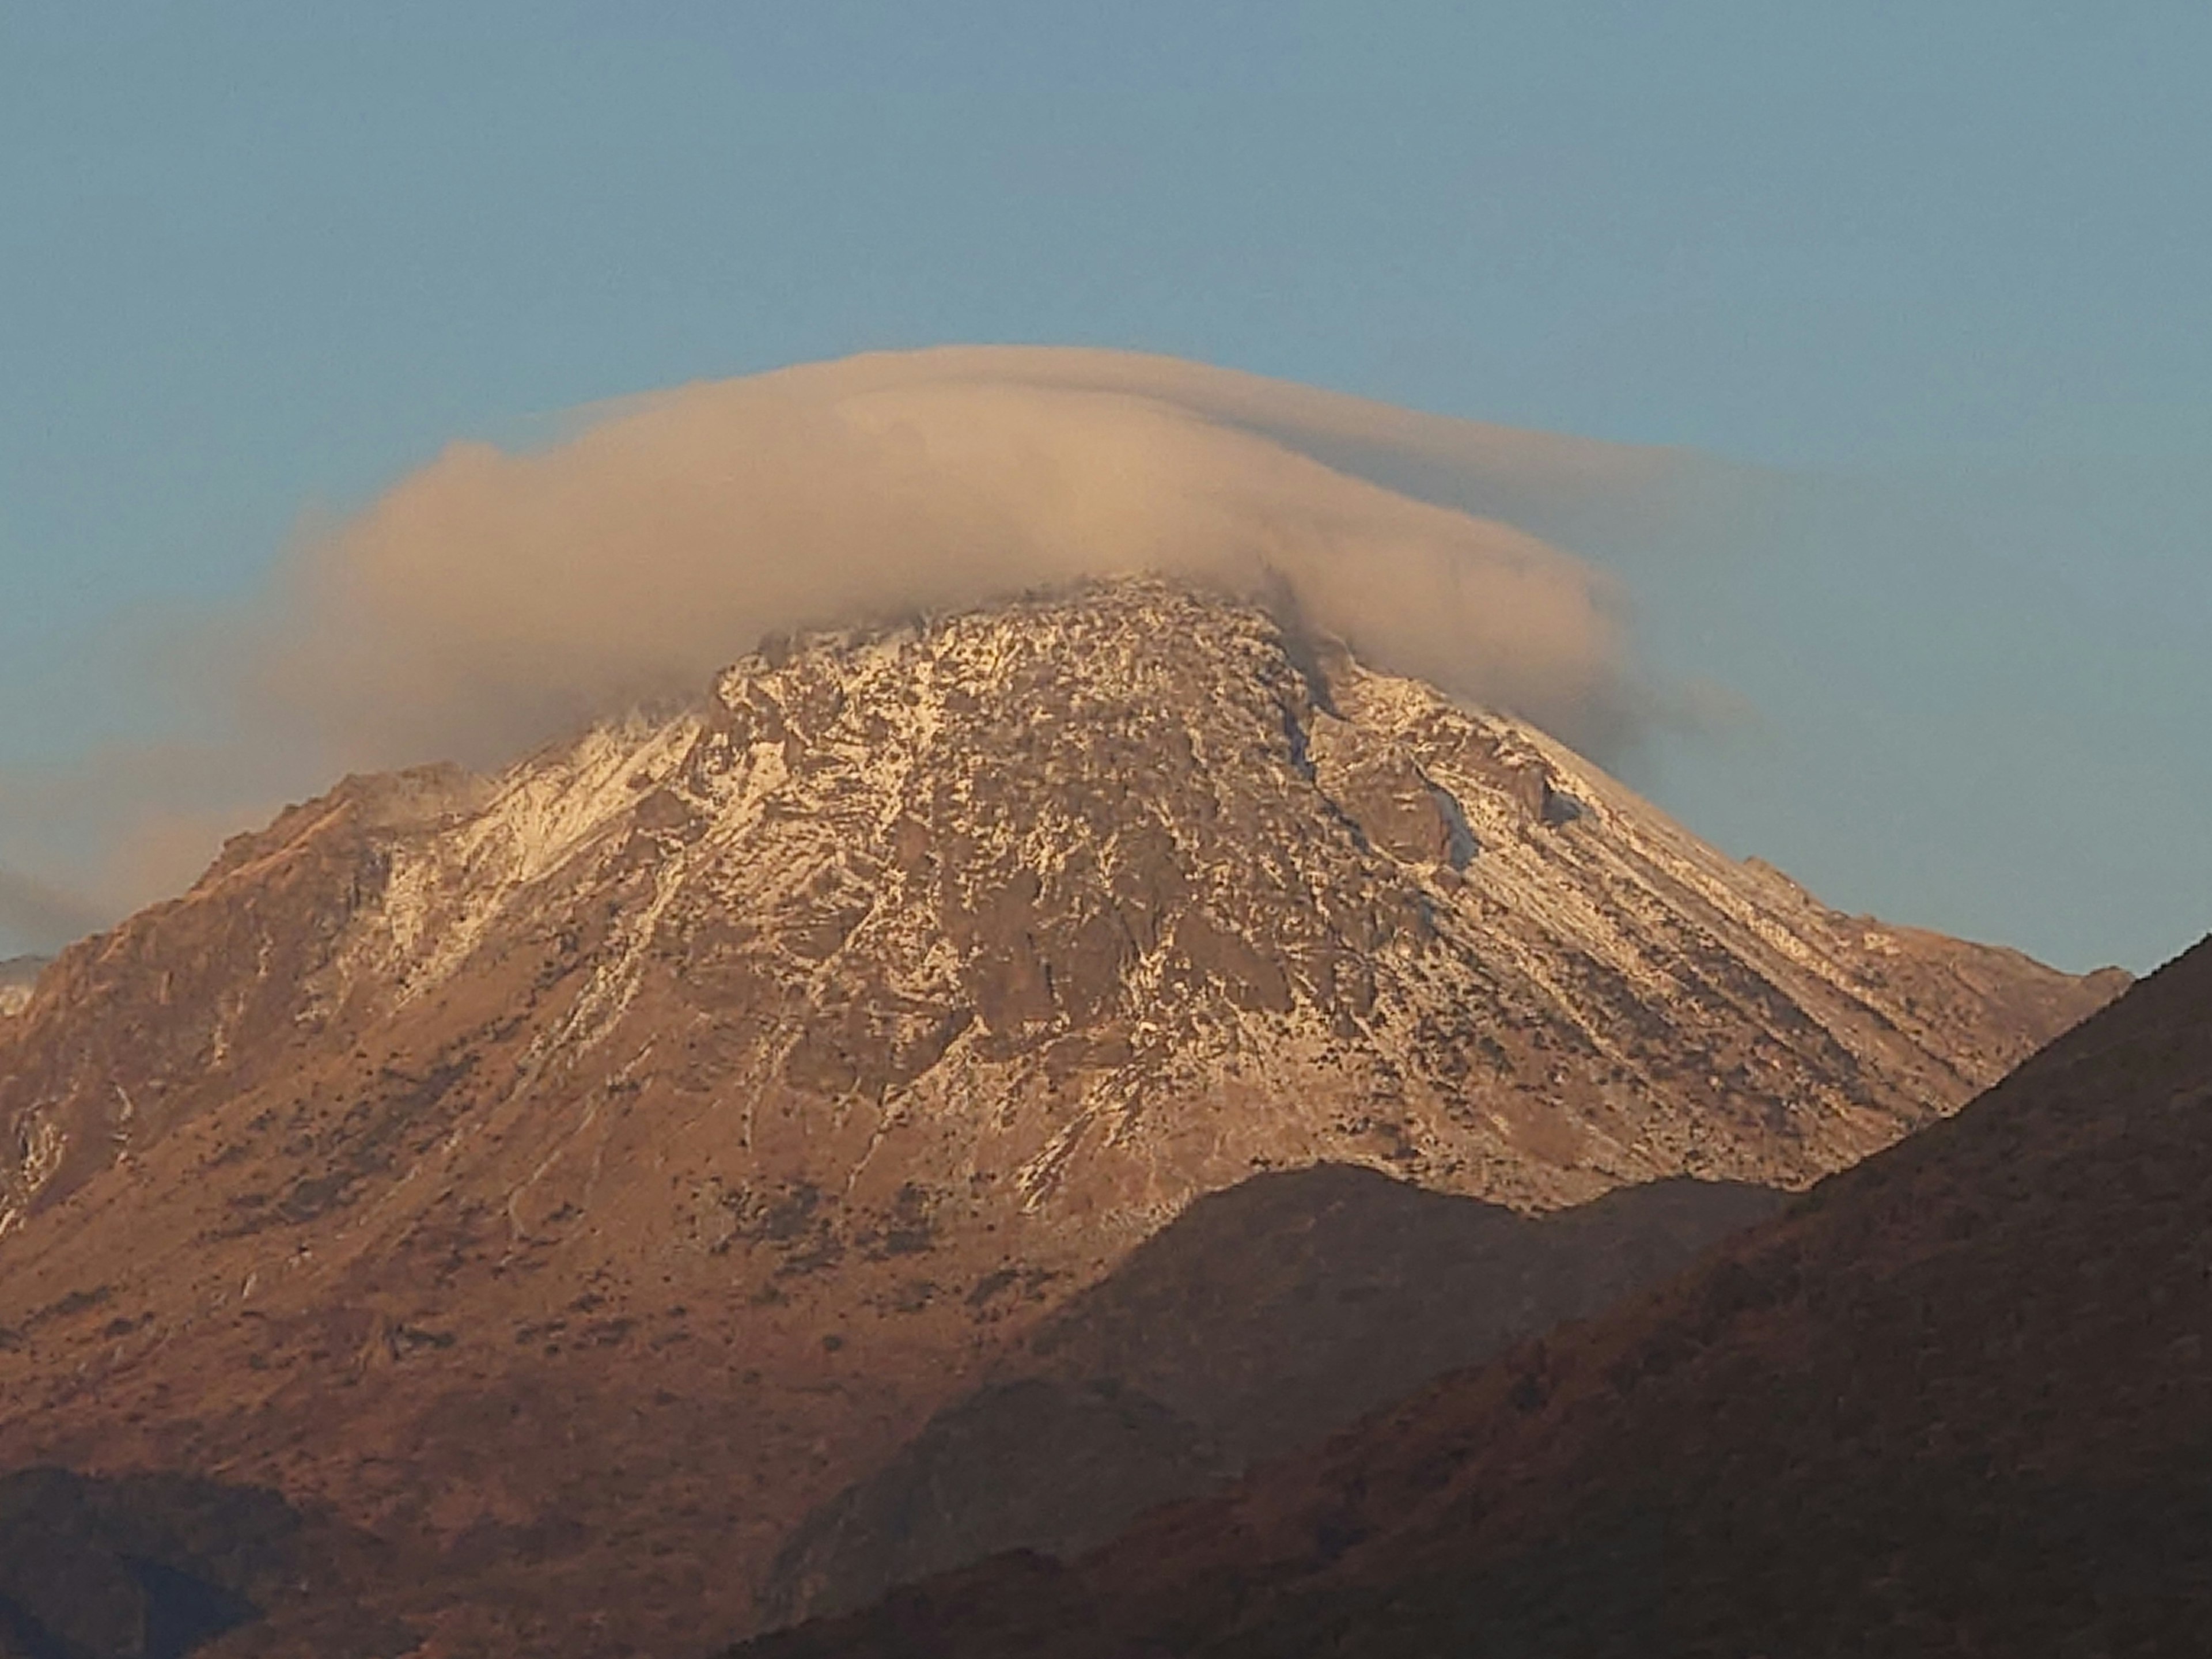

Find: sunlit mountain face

[0,582,2120,1653]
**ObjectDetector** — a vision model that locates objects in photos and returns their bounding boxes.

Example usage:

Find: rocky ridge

[0,579,2122,1650]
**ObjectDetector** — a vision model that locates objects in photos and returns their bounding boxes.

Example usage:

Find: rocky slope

[0,579,2121,1651]
[0,957,43,1021]
[739,934,2212,1658]
[762,1166,1782,1624]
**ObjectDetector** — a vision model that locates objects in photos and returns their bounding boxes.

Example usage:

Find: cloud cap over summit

[259,347,1684,772]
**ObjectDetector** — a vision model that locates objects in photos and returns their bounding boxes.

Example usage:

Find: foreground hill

[740,934,2212,1658]
[0,1468,405,1659]
[763,1168,1781,1623]
[0,581,2119,1650]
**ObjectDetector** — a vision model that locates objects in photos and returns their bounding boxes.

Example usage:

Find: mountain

[737,934,2212,1658]
[761,1167,1783,1624]
[0,579,2121,1650]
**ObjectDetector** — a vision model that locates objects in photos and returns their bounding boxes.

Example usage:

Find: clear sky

[2,3,2207,970]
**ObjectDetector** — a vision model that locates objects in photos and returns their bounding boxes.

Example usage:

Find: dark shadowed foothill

[734,936,2212,1658]
[0,1468,405,1659]
[762,1166,1782,1623]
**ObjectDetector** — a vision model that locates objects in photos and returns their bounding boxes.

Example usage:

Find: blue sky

[2,3,2208,969]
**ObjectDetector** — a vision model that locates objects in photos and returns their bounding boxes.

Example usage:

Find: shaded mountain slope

[0,581,2122,1650]
[0,1469,401,1659]
[740,934,2212,1658]
[763,1167,1781,1623]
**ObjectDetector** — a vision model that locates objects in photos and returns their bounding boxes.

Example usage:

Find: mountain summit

[0,579,2119,1650]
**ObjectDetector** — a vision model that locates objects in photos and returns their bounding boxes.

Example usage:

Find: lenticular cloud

[254,347,1681,772]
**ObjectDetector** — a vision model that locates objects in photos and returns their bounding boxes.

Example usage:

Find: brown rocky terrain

[738,934,2212,1658]
[0,957,43,1021]
[762,1166,1783,1624]
[0,580,2122,1652]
